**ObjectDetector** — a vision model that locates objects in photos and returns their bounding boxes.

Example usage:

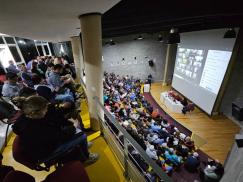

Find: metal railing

[94,96,172,182]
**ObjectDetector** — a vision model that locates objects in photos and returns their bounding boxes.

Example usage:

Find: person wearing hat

[184,152,200,173]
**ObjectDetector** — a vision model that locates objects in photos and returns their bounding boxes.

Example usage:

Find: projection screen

[172,29,237,114]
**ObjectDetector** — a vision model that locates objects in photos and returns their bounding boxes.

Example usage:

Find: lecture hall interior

[0,0,243,182]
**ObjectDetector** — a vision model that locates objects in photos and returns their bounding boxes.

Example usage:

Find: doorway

[0,44,15,71]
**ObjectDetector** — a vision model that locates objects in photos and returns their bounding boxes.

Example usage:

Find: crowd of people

[0,56,225,181]
[103,72,224,182]
[0,56,99,178]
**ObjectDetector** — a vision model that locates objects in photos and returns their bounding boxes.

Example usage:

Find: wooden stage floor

[150,83,240,163]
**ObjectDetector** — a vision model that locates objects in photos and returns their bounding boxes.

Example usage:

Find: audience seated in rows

[103,72,224,181]
[0,56,96,181]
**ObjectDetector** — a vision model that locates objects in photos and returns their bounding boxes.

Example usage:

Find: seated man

[161,119,170,128]
[2,72,22,98]
[33,74,74,103]
[19,64,34,88]
[149,122,162,133]
[12,96,98,164]
[145,143,158,160]
[164,148,181,166]
[6,60,19,74]
[146,133,164,145]
[203,159,224,182]
[48,64,74,92]
[184,136,195,151]
[45,63,54,79]
[184,152,200,173]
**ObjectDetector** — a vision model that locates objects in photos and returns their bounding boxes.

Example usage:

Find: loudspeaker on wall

[149,60,154,67]
[235,134,243,148]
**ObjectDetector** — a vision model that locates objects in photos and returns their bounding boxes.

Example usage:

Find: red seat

[12,135,85,171]
[42,161,90,182]
[12,136,38,170]
[3,170,35,182]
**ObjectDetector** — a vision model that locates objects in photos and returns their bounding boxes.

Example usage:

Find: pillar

[79,13,103,131]
[162,44,177,86]
[70,36,84,83]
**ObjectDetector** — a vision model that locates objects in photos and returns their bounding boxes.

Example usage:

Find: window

[37,45,44,56]
[0,37,4,44]
[5,37,15,44]
[44,45,49,55]
[9,46,22,63]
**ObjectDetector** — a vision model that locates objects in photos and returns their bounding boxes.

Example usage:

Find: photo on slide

[174,48,205,84]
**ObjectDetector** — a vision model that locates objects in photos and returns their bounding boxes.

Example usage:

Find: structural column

[79,13,103,131]
[70,36,84,83]
[162,44,177,86]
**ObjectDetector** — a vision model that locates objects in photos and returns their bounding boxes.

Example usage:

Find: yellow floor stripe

[80,99,91,129]
[86,137,126,182]
[87,131,101,141]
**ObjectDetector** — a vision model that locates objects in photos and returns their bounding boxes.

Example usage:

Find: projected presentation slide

[172,48,232,114]
[174,48,205,83]
[199,50,232,94]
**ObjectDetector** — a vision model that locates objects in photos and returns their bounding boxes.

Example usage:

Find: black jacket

[12,105,75,161]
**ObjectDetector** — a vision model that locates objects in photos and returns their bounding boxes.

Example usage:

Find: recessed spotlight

[166,28,180,44]
[137,35,144,40]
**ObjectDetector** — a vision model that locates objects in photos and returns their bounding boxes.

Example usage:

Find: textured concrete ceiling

[0,0,120,42]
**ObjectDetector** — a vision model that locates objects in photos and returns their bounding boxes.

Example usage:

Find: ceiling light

[224,28,236,38]
[137,35,144,40]
[104,39,115,46]
[109,39,115,45]
[18,40,26,45]
[166,28,180,44]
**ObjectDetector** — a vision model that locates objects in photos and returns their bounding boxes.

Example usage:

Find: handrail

[80,77,86,89]
[94,96,172,182]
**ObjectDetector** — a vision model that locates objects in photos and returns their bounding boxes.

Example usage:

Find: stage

[150,82,240,163]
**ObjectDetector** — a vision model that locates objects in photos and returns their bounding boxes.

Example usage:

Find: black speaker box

[166,33,180,44]
[235,134,243,148]
[232,101,243,121]
[149,60,154,67]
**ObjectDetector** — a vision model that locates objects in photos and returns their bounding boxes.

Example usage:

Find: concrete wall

[102,34,167,81]
[220,30,243,118]
[221,130,243,182]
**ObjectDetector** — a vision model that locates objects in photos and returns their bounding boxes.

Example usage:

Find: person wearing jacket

[12,95,98,164]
